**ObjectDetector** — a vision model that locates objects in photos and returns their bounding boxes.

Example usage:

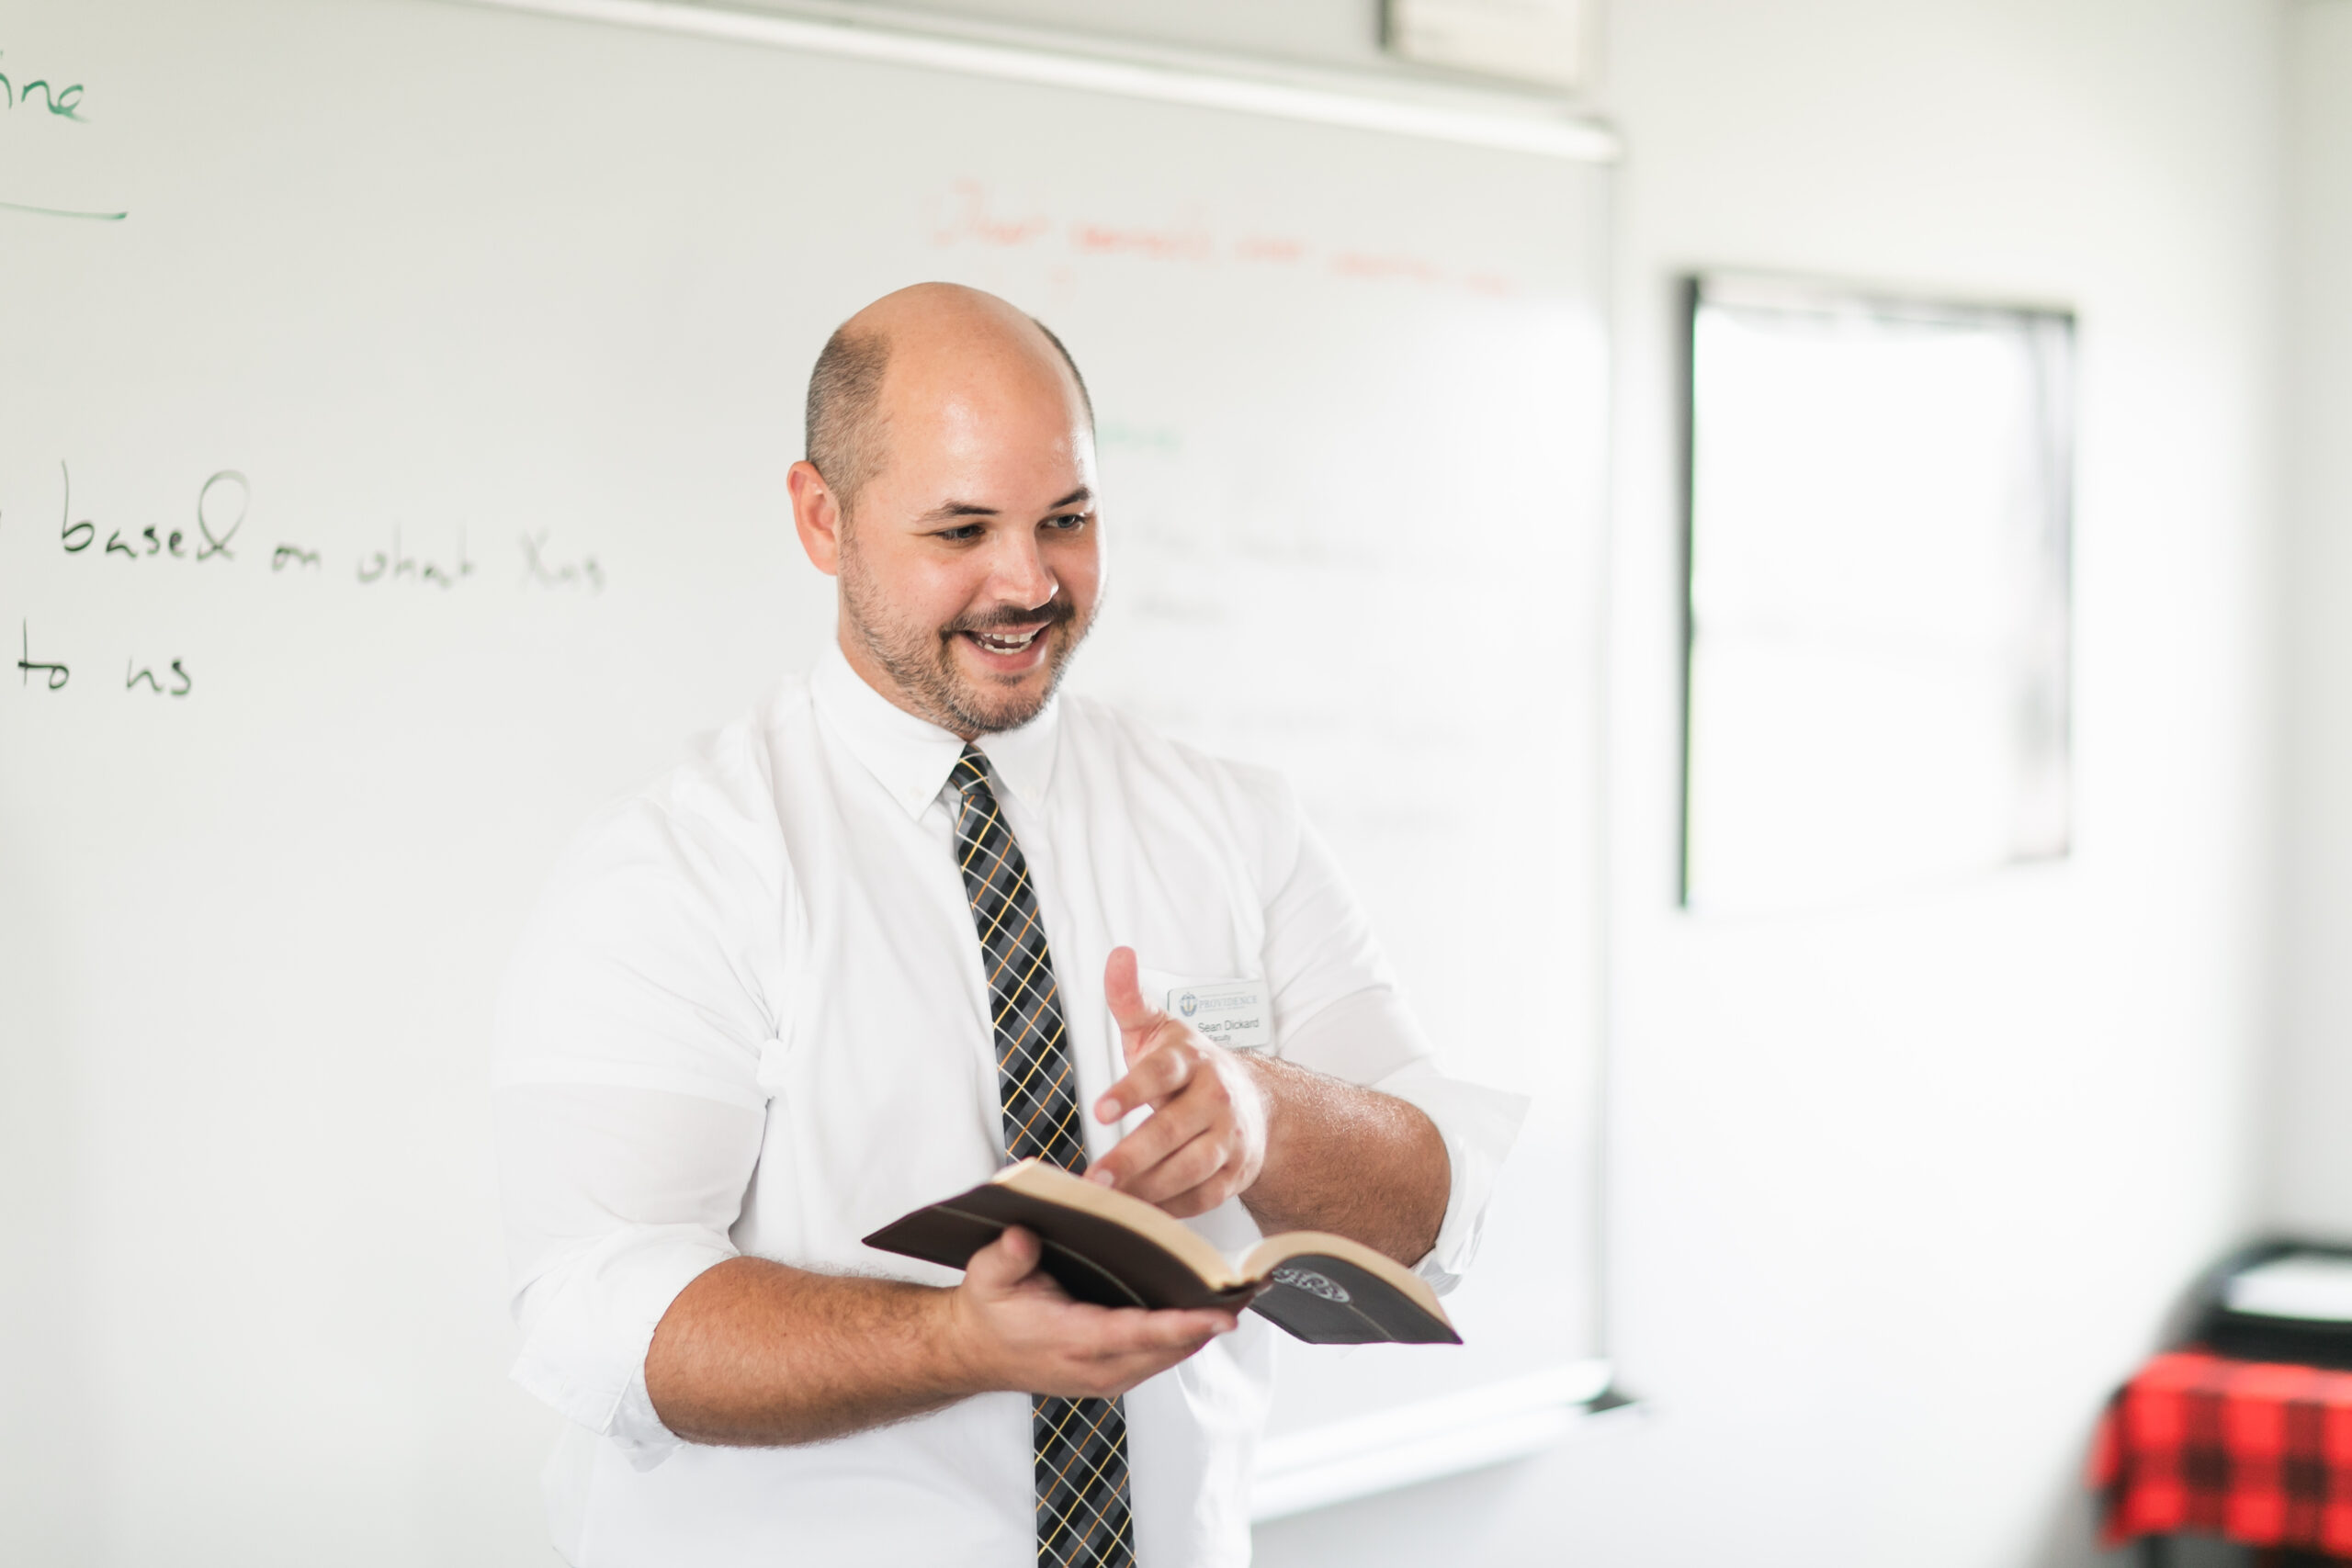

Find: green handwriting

[0,51,86,119]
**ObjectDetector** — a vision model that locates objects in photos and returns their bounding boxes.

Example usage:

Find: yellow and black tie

[948,744,1137,1568]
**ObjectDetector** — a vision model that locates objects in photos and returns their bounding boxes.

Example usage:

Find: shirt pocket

[1135,964,1274,1055]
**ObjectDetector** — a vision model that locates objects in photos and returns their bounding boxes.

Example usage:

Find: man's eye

[937,525,985,542]
[1045,513,1090,532]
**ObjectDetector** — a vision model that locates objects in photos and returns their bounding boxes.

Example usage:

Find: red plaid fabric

[2094,1349,2352,1555]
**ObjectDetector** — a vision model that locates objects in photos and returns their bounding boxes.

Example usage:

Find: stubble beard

[837,530,1092,737]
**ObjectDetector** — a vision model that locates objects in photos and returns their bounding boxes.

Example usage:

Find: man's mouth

[949,600,1076,675]
[966,626,1046,655]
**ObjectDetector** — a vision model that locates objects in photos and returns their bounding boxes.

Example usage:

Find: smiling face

[788,285,1102,739]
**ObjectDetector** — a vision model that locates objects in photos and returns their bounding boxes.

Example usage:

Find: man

[493,283,1524,1567]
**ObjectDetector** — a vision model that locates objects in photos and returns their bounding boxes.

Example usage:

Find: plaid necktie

[948,744,1137,1568]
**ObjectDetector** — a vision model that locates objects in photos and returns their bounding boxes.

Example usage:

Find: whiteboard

[0,1,1609,1558]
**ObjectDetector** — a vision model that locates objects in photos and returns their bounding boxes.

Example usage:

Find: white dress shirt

[492,644,1527,1567]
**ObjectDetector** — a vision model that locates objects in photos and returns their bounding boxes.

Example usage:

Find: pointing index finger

[1102,947,1169,1045]
[1095,1039,1192,1123]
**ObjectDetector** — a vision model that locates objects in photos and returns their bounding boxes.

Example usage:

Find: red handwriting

[1235,236,1306,265]
[1329,252,1443,285]
[925,181,1513,297]
[1066,220,1213,263]
[931,181,1050,248]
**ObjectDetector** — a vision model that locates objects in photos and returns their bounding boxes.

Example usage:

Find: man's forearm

[1237,1056,1450,1266]
[644,1257,966,1446]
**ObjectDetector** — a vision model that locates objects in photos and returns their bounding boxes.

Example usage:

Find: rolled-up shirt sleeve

[492,784,785,1460]
[1253,792,1529,1294]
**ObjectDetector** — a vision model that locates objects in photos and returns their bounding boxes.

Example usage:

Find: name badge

[1167,980,1270,1052]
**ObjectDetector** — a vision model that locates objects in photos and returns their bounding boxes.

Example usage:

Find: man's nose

[987,530,1057,609]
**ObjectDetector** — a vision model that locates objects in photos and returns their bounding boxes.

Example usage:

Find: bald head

[804,283,1094,517]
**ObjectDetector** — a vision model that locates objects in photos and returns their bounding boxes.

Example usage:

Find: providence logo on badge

[1179,992,1198,1017]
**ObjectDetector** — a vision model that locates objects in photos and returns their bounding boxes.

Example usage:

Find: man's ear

[787,459,844,577]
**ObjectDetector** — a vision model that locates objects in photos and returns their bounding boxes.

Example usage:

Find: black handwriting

[17,620,67,690]
[124,656,192,697]
[196,470,245,561]
[58,463,242,563]
[60,460,92,552]
[522,529,605,592]
[359,525,473,589]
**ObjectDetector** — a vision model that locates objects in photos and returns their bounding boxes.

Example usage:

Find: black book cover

[862,1159,1460,1347]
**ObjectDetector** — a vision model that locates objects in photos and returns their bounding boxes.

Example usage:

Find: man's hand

[945,1226,1236,1399]
[1087,946,1272,1218]
[648,1230,1236,1445]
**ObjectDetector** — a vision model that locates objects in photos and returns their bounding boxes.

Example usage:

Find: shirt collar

[809,639,1060,819]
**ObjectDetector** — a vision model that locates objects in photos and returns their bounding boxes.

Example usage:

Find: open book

[863,1157,1459,1346]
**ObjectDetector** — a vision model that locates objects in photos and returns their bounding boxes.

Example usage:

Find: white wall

[1486,5,2282,1562]
[2276,0,2352,1240]
[1038,0,2278,1563]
